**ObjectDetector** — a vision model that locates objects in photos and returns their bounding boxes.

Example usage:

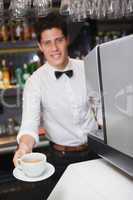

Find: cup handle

[16,158,22,170]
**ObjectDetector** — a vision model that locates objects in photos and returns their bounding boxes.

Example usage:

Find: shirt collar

[45,58,73,80]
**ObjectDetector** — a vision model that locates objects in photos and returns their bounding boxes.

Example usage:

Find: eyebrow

[41,36,65,43]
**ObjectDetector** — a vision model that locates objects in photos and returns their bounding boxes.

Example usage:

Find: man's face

[38,28,69,69]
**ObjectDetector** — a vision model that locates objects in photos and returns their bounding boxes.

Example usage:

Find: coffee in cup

[17,152,47,178]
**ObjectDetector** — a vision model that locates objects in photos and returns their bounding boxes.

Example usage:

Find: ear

[38,42,43,52]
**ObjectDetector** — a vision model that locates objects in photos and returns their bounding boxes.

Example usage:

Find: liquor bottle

[28,61,37,75]
[7,118,16,135]
[30,25,37,40]
[8,61,17,86]
[9,21,16,42]
[15,21,23,41]
[15,67,23,88]
[95,32,104,45]
[22,63,30,84]
[1,24,9,42]
[23,22,31,41]
[112,31,119,40]
[0,25,3,41]
[1,59,10,88]
[0,63,3,88]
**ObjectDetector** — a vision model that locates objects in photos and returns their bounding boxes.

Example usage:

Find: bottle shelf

[0,40,38,54]
[0,87,23,97]
[94,18,133,32]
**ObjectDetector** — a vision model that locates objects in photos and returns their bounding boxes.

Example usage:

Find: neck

[49,58,69,71]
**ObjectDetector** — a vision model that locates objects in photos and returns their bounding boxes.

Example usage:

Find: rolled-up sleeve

[17,76,41,144]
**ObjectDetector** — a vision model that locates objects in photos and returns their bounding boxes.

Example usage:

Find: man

[13,12,102,198]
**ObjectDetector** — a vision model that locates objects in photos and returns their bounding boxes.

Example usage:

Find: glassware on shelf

[59,0,72,16]
[0,0,4,25]
[9,0,32,21]
[106,0,121,19]
[70,0,88,22]
[60,0,89,22]
[0,0,3,18]
[59,0,133,20]
[33,0,52,17]
[121,0,133,17]
[127,0,133,16]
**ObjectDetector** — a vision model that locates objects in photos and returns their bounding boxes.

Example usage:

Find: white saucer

[13,162,55,182]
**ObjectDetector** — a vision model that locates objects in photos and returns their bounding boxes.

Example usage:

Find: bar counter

[0,134,49,154]
[48,159,133,200]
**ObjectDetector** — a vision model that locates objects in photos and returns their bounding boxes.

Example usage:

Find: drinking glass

[70,0,88,22]
[0,0,3,16]
[9,0,32,20]
[60,0,72,15]
[106,0,121,19]
[33,0,52,17]
[0,0,4,24]
[124,0,133,17]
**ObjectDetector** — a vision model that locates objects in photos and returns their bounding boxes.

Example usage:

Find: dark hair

[34,12,68,43]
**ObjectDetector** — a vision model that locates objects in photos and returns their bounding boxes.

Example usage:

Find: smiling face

[38,28,69,70]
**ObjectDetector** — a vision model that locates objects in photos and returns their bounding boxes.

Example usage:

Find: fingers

[13,138,34,167]
[13,148,27,167]
[13,141,33,167]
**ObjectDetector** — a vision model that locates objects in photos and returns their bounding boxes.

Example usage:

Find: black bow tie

[55,70,73,79]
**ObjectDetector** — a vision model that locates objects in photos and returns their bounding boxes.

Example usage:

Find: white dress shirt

[17,58,102,146]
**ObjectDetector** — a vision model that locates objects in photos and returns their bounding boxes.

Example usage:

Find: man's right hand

[13,143,32,167]
[13,147,29,167]
[13,135,35,167]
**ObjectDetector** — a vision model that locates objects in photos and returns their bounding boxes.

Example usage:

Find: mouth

[51,53,61,59]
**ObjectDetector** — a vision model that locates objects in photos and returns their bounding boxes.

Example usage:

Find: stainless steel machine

[84,34,133,177]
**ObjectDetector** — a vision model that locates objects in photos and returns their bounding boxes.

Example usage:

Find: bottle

[28,61,37,75]
[7,118,16,135]
[0,64,3,88]
[9,21,16,42]
[112,31,119,40]
[15,21,23,41]
[8,61,17,86]
[1,24,9,42]
[1,59,10,88]
[23,22,31,41]
[95,32,104,45]
[0,25,3,41]
[22,63,30,84]
[103,32,109,43]
[15,67,23,88]
[31,25,37,40]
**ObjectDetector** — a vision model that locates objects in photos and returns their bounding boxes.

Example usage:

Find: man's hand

[13,135,35,167]
[13,143,32,167]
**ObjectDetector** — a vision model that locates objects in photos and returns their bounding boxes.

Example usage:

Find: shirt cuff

[17,131,39,145]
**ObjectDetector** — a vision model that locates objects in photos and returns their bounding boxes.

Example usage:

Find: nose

[51,41,58,51]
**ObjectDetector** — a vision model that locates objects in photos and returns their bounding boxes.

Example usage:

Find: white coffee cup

[17,152,47,178]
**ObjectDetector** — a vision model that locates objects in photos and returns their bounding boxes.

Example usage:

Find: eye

[56,36,65,43]
[43,40,51,47]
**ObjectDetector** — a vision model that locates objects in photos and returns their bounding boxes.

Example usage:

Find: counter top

[0,135,49,154]
[48,159,133,200]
